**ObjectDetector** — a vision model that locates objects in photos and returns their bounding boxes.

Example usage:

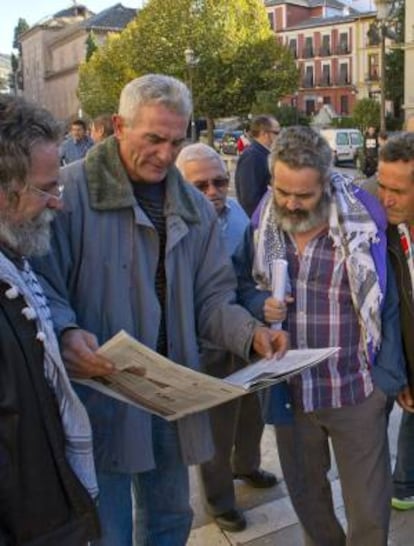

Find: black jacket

[235,140,270,217]
[0,280,100,545]
[387,225,414,387]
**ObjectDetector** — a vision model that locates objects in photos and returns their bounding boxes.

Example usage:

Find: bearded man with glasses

[0,96,99,545]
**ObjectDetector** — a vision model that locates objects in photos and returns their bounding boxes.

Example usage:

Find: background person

[59,118,94,165]
[90,113,114,143]
[33,74,288,546]
[0,96,99,545]
[235,114,280,217]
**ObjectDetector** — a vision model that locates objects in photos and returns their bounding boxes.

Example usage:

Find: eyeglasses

[193,177,229,193]
[30,184,64,202]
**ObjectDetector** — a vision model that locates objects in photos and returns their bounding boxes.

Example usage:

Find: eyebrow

[146,132,186,146]
[275,187,316,198]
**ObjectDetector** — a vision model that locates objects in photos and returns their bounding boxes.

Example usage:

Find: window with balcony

[289,38,297,59]
[338,63,349,85]
[340,95,349,115]
[320,35,331,57]
[338,32,349,54]
[321,64,331,86]
[304,37,314,58]
[304,65,314,88]
[368,53,379,81]
[305,99,315,116]
[367,23,380,46]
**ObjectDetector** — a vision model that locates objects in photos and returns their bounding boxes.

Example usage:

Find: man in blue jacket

[377,133,414,510]
[33,74,288,546]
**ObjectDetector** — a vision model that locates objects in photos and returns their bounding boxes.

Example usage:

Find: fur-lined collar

[84,135,200,223]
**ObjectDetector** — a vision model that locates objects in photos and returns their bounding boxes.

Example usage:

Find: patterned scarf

[252,171,383,359]
[0,252,98,498]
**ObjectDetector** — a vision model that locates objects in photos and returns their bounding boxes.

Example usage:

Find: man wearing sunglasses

[176,143,281,532]
[235,114,280,217]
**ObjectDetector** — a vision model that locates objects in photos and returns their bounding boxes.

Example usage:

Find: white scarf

[252,171,383,358]
[0,251,98,498]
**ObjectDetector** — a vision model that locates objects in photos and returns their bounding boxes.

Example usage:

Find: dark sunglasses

[193,177,230,193]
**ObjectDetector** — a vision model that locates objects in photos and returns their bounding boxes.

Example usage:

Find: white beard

[0,208,55,257]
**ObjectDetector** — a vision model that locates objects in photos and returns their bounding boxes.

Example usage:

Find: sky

[0,0,373,56]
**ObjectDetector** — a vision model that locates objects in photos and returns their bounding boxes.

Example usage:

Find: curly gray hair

[268,126,332,185]
[0,96,61,192]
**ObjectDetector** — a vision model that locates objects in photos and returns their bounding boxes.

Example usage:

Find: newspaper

[74,330,339,422]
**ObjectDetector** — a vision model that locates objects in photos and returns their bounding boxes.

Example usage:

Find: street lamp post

[374,0,394,133]
[184,47,197,142]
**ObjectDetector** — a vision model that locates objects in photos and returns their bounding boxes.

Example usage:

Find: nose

[380,190,395,208]
[47,196,64,210]
[157,143,174,165]
[285,195,300,210]
[205,182,219,198]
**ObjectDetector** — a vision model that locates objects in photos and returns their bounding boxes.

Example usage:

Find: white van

[320,128,363,165]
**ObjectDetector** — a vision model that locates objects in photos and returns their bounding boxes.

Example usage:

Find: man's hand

[60,328,115,379]
[263,295,294,325]
[252,326,289,360]
[397,385,414,413]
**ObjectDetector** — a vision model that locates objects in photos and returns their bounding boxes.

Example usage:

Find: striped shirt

[285,229,373,412]
[132,181,168,356]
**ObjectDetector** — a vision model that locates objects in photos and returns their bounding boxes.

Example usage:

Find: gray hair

[0,96,61,192]
[118,74,192,125]
[268,126,332,185]
[176,142,226,173]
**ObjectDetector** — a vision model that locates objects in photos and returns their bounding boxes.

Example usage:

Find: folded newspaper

[75,330,339,422]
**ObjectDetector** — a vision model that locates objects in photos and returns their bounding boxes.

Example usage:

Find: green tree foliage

[352,98,380,132]
[85,31,99,61]
[78,0,298,140]
[13,18,29,53]
[251,96,309,126]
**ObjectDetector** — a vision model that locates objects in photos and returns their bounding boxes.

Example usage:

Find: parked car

[320,128,363,166]
[221,130,243,155]
[199,129,225,152]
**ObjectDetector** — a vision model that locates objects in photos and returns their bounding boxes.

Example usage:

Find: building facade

[404,0,414,119]
[20,3,136,122]
[265,0,390,118]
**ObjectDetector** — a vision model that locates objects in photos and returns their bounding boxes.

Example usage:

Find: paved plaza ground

[188,405,414,545]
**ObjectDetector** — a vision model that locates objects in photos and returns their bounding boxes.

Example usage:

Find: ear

[112,114,125,139]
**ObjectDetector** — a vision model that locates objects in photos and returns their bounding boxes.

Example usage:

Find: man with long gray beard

[0,96,99,545]
[235,126,406,546]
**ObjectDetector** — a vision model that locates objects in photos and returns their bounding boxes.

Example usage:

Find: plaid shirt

[285,229,373,412]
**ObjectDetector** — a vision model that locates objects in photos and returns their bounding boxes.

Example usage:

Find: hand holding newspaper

[74,330,340,422]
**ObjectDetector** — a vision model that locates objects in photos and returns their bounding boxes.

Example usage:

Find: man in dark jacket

[0,96,99,545]
[235,115,280,217]
[377,132,414,511]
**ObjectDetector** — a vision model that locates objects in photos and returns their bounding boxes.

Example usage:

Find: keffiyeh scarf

[252,171,383,358]
[0,252,98,498]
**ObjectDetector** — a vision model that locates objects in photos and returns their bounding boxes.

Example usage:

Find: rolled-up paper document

[271,259,288,330]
